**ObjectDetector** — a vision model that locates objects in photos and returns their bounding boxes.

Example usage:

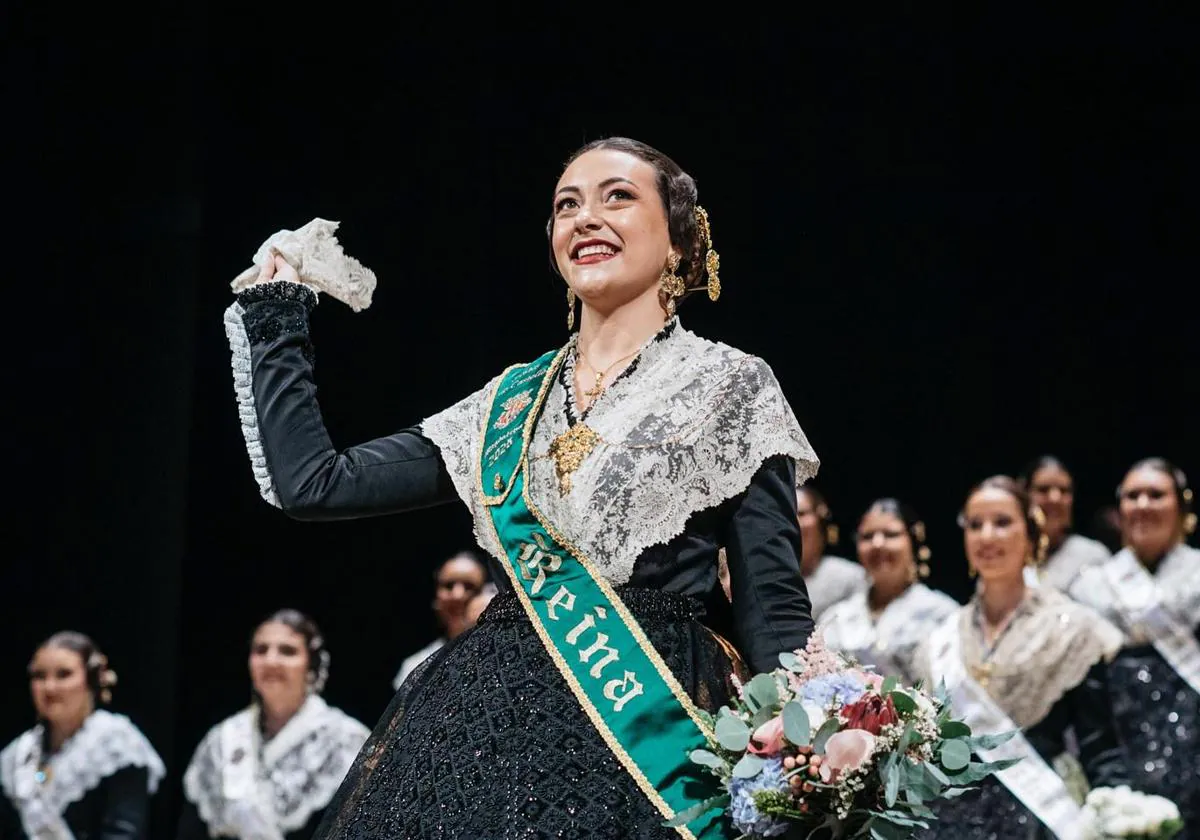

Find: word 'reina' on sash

[928,616,1083,840]
[1103,550,1200,695]
[476,350,730,840]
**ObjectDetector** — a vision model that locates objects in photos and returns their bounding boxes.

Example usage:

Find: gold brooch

[547,423,602,495]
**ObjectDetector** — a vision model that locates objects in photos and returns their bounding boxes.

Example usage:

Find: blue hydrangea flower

[728,757,790,837]
[799,672,866,708]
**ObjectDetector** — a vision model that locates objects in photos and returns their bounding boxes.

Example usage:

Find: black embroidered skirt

[313,588,742,840]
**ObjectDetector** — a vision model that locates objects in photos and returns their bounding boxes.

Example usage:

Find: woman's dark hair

[1017,454,1073,490]
[547,137,713,301]
[1119,457,1196,536]
[797,485,839,547]
[34,630,116,704]
[860,497,932,577]
[254,609,330,694]
[960,475,1049,564]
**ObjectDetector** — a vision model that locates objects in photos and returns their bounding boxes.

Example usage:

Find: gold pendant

[970,662,994,689]
[548,423,601,495]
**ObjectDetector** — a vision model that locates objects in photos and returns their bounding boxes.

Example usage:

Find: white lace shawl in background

[182,696,369,837]
[230,218,376,312]
[916,587,1125,730]
[818,582,960,684]
[0,710,164,838]
[421,320,820,585]
[1069,544,1200,642]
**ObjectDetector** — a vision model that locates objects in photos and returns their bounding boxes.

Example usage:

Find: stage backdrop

[3,11,1195,835]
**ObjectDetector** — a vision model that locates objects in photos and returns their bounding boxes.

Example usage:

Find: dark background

[3,10,1196,836]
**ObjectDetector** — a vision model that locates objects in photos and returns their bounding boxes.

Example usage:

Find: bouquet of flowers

[667,634,1018,839]
[1079,786,1183,840]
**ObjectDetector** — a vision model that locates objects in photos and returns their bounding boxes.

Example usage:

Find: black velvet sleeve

[723,455,815,673]
[0,791,21,839]
[1068,660,1131,789]
[1026,659,1130,790]
[92,765,150,839]
[234,283,459,520]
[174,798,211,840]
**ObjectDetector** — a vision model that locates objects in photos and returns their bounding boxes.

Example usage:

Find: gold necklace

[547,344,641,495]
[576,345,641,405]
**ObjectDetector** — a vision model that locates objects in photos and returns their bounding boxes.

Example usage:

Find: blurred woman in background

[178,610,369,840]
[916,477,1129,839]
[797,486,866,620]
[1019,455,1110,590]
[0,632,164,839]
[818,497,958,685]
[1070,458,1200,836]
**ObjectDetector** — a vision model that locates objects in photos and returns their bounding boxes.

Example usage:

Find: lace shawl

[0,710,164,836]
[1069,544,1200,642]
[1039,533,1111,592]
[818,583,959,683]
[420,320,820,584]
[917,587,1125,729]
[182,696,370,837]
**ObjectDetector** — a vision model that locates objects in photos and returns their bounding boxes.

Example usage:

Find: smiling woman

[912,477,1131,839]
[177,609,370,840]
[0,632,165,840]
[222,136,821,838]
[1069,458,1200,833]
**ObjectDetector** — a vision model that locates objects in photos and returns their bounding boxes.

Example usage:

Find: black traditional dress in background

[914,587,1130,840]
[223,281,820,838]
[1070,544,1200,838]
[0,710,164,840]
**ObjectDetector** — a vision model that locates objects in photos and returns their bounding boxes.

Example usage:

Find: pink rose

[819,729,877,783]
[851,669,885,691]
[747,715,786,756]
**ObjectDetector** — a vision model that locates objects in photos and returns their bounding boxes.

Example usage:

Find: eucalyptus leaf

[883,756,900,807]
[688,749,727,771]
[940,739,971,771]
[662,793,730,827]
[923,761,951,787]
[778,651,800,671]
[744,674,779,712]
[965,730,1018,751]
[715,715,751,752]
[750,703,777,730]
[897,720,918,753]
[732,753,767,779]
[947,758,1020,785]
[782,700,811,746]
[812,717,841,754]
[939,720,970,739]
[940,786,976,799]
[881,676,899,695]
[889,691,916,714]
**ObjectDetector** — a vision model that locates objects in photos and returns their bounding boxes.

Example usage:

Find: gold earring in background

[826,523,840,546]
[1185,512,1198,535]
[917,545,932,579]
[566,288,576,331]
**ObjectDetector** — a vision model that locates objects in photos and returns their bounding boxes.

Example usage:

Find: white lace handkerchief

[230,218,376,311]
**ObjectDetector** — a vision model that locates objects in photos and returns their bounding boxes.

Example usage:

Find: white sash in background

[1103,550,1200,695]
[929,616,1082,840]
[9,732,75,840]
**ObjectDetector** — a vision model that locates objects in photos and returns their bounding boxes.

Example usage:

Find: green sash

[476,348,730,840]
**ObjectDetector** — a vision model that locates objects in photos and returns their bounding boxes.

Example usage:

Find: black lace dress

[0,767,151,840]
[227,284,817,838]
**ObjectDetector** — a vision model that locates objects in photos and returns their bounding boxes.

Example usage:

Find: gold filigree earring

[660,253,685,316]
[566,288,576,331]
[693,206,721,302]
